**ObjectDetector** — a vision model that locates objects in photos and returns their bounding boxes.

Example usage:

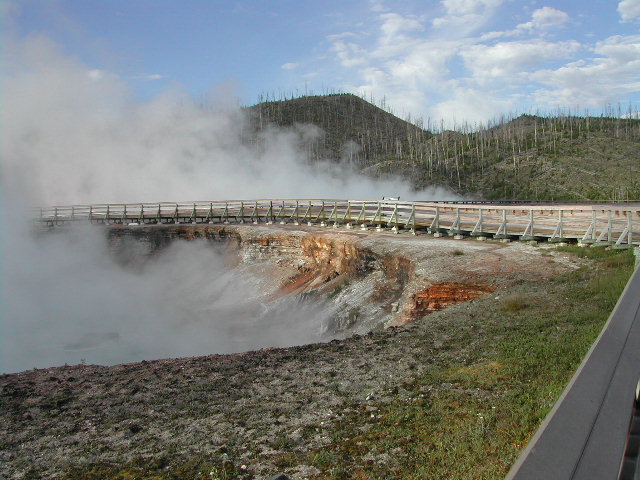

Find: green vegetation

[247,94,640,201]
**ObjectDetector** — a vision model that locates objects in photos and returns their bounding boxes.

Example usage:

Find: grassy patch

[556,244,628,260]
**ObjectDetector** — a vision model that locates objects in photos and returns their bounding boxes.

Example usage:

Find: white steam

[0,36,454,373]
[1,36,451,205]
[1,225,332,373]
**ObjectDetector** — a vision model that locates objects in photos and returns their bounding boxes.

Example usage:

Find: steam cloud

[0,36,454,373]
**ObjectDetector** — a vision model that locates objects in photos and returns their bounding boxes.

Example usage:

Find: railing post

[390,203,399,233]
[303,201,313,226]
[359,201,368,230]
[289,201,299,225]
[238,201,244,223]
[471,208,485,239]
[405,204,416,235]
[250,201,257,224]
[267,201,274,224]
[503,209,508,237]
[318,201,327,227]
[329,202,339,228]
[450,208,461,234]
[344,201,352,229]
[520,209,535,242]
[222,202,229,224]
[208,202,214,224]
[558,210,563,240]
[493,209,509,240]
[430,205,440,236]
[374,202,384,232]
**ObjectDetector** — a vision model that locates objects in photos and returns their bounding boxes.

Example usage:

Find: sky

[3,0,640,126]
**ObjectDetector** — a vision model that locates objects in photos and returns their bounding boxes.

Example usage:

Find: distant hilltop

[246,94,640,202]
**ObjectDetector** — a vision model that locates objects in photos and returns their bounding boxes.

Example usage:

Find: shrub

[501,295,529,312]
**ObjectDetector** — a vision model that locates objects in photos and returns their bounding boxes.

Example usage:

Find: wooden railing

[35,199,640,247]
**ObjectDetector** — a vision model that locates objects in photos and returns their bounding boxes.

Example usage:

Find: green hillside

[246,93,431,167]
[247,94,640,201]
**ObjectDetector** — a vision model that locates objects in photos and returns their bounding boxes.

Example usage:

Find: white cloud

[370,0,390,13]
[516,6,570,31]
[618,0,640,22]
[281,62,298,70]
[379,12,423,38]
[441,0,502,16]
[130,73,165,81]
[87,69,105,80]
[327,32,360,41]
[320,1,639,126]
[385,39,459,86]
[461,40,581,81]
[429,86,518,126]
[530,35,640,107]
[432,0,502,33]
[332,41,368,67]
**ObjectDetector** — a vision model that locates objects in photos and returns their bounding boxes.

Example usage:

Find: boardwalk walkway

[36,199,640,248]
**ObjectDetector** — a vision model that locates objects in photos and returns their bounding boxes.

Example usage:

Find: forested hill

[246,93,431,167]
[246,94,640,201]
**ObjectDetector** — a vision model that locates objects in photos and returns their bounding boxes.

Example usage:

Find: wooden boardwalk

[36,199,640,247]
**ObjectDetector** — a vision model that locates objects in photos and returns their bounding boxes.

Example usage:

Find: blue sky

[3,0,640,125]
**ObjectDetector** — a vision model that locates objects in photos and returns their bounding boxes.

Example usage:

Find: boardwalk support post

[430,206,441,236]
[405,204,416,234]
[344,201,353,229]
[317,202,327,227]
[266,201,274,224]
